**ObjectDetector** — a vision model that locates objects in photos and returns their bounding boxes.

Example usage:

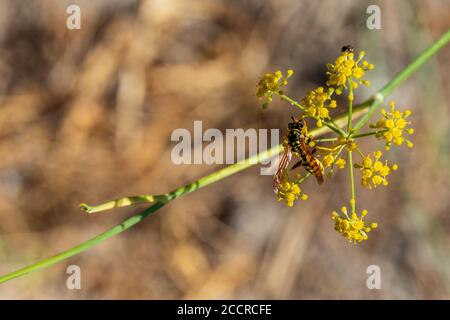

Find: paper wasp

[273,117,324,193]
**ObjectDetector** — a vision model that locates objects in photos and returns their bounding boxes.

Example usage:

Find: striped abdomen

[292,142,324,185]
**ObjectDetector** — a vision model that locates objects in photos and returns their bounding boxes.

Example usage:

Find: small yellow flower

[323,154,335,168]
[277,174,308,207]
[322,153,346,170]
[336,136,358,152]
[332,206,377,243]
[256,69,294,107]
[326,50,374,94]
[301,87,337,127]
[371,101,414,150]
[346,140,358,151]
[335,158,346,169]
[356,150,397,189]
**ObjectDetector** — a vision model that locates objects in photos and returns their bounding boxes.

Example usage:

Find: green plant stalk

[0,202,166,284]
[348,150,356,214]
[294,172,311,185]
[328,117,345,135]
[333,145,346,161]
[355,147,365,159]
[1,29,449,285]
[314,137,339,143]
[351,129,388,139]
[80,195,164,213]
[353,28,450,132]
[347,78,354,132]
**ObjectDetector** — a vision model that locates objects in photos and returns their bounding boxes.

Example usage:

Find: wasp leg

[305,136,313,145]
[316,145,341,152]
[291,160,303,171]
[311,148,317,154]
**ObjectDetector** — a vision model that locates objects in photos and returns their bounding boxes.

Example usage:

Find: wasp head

[288,116,304,131]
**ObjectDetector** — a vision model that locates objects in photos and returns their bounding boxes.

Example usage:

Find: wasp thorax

[288,129,301,142]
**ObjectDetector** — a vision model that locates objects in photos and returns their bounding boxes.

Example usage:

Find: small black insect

[341,45,354,53]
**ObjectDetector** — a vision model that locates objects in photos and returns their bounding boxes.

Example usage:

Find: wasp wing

[300,139,324,185]
[312,158,324,185]
[273,145,292,194]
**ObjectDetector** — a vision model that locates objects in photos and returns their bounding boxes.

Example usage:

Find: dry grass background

[0,0,449,299]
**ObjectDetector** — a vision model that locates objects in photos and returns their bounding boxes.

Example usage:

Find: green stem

[278,93,306,111]
[334,145,346,160]
[351,129,387,139]
[347,78,354,132]
[0,202,165,284]
[353,28,450,132]
[348,151,356,214]
[322,120,346,137]
[80,195,165,213]
[314,137,339,143]
[294,172,311,185]
[328,117,345,135]
[355,147,365,159]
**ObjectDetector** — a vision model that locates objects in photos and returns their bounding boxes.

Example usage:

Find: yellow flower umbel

[277,174,308,207]
[301,87,337,127]
[256,70,294,108]
[332,206,377,243]
[326,50,374,94]
[256,46,415,244]
[356,150,398,189]
[371,101,414,150]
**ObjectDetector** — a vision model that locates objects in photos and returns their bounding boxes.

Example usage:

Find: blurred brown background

[0,0,449,299]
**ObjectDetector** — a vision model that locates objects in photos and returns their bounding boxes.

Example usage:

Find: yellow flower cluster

[332,206,377,243]
[277,175,308,207]
[335,158,346,169]
[322,154,334,167]
[356,150,398,189]
[255,47,412,244]
[301,87,337,127]
[371,101,414,150]
[326,50,374,94]
[256,70,294,107]
[346,140,358,152]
